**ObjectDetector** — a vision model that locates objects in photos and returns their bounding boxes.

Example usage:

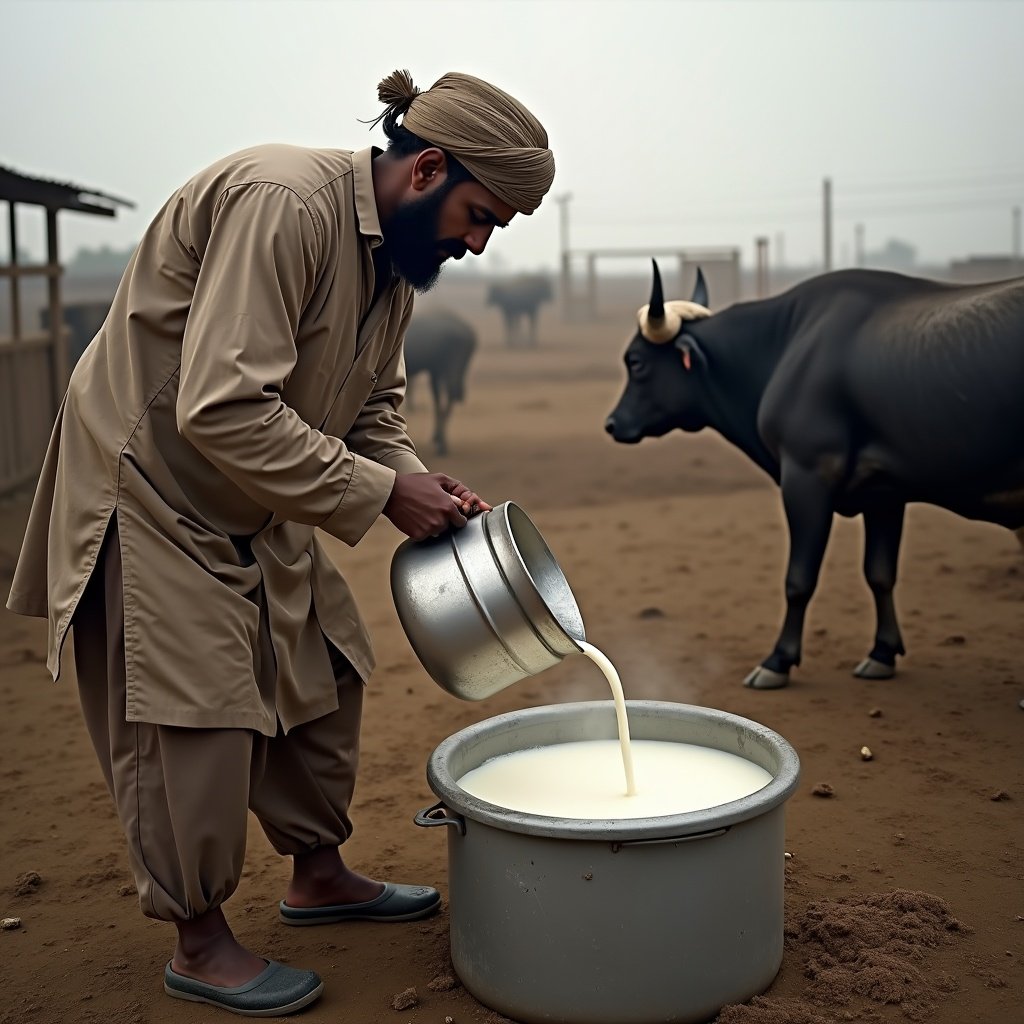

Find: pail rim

[484,501,586,650]
[426,700,801,840]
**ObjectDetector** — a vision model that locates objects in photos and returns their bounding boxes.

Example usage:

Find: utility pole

[1013,205,1021,269]
[554,192,573,320]
[755,236,769,298]
[823,177,833,273]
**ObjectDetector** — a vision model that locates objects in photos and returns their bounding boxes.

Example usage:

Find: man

[6,69,554,1016]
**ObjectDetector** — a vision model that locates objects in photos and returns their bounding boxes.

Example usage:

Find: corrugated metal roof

[0,164,134,215]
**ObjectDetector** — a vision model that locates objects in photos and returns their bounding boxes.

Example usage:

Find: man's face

[385,157,517,292]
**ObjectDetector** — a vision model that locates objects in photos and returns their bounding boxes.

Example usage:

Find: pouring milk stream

[579,641,637,795]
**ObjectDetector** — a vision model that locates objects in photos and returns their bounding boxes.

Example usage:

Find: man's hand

[446,478,493,518]
[384,473,493,541]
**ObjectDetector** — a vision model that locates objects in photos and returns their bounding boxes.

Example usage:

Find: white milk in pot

[458,641,772,819]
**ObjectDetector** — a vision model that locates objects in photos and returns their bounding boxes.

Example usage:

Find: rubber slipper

[164,959,323,1017]
[279,882,441,926]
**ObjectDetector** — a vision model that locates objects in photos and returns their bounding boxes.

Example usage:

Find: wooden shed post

[46,206,68,404]
[7,200,21,340]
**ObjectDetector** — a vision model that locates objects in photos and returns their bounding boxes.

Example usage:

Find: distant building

[864,238,917,272]
[67,243,136,278]
[947,255,1021,285]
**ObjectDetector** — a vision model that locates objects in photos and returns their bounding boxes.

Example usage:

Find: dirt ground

[1,277,1022,1024]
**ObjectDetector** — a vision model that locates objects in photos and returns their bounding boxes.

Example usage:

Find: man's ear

[410,148,447,192]
[674,332,707,372]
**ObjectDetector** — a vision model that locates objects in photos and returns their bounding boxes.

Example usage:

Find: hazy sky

[3,0,1023,272]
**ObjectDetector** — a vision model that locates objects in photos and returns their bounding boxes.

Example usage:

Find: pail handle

[610,826,728,851]
[414,800,466,836]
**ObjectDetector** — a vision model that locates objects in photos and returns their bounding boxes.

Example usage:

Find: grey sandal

[279,882,441,925]
[164,960,323,1017]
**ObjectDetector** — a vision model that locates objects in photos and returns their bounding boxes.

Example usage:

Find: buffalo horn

[648,259,666,325]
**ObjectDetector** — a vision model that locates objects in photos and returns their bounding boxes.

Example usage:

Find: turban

[369,69,555,215]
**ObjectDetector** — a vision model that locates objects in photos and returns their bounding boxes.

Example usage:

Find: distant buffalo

[487,274,553,347]
[403,310,477,456]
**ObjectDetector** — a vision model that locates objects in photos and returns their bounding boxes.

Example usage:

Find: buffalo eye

[628,357,648,379]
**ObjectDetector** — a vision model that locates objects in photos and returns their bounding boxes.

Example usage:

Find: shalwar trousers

[71,525,364,922]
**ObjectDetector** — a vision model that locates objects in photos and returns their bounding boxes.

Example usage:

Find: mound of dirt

[717,890,969,1022]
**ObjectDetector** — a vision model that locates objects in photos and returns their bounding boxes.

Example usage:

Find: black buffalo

[403,310,477,456]
[606,261,1024,689]
[487,274,553,347]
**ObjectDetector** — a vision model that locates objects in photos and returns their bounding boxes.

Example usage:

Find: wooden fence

[1,243,72,498]
[0,326,69,496]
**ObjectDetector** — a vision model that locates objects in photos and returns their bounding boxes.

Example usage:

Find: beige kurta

[7,144,428,736]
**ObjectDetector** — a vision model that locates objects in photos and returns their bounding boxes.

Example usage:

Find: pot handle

[414,800,466,836]
[610,826,728,851]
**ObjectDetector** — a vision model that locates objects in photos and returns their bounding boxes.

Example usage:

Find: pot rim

[426,700,800,840]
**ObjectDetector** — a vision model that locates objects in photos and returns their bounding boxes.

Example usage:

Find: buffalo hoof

[853,657,895,680]
[743,666,790,690]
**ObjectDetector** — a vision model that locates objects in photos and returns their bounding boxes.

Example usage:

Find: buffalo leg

[854,504,906,679]
[746,459,835,689]
[437,387,454,457]
[429,377,448,456]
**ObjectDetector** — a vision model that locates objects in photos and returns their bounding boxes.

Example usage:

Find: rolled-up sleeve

[176,181,395,546]
[344,291,429,477]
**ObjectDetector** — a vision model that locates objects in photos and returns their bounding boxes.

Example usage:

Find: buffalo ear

[691,267,709,308]
[674,332,707,372]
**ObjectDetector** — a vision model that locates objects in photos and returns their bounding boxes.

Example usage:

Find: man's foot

[281,846,440,925]
[172,907,268,988]
[285,845,385,909]
[165,960,324,1017]
[279,882,442,926]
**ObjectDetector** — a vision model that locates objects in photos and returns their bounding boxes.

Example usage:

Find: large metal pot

[390,501,585,700]
[415,701,801,1024]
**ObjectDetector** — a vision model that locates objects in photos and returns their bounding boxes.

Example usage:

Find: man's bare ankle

[171,941,266,987]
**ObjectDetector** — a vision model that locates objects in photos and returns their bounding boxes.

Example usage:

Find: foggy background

[3,0,1024,278]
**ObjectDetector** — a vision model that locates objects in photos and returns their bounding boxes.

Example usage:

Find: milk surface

[457,738,772,819]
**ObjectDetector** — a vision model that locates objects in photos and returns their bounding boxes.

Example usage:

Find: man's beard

[384,183,468,293]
